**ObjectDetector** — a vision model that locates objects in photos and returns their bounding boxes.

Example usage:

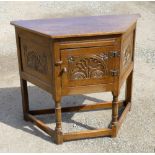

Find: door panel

[61,45,119,88]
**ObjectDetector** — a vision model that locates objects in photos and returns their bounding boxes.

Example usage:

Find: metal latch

[110,51,120,57]
[110,69,119,76]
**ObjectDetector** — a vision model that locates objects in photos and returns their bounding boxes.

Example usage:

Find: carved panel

[123,45,132,68]
[122,35,133,70]
[68,54,109,80]
[23,45,48,74]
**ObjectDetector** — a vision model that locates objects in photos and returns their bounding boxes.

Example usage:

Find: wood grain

[11,14,140,39]
[29,100,125,115]
[27,114,55,136]
[11,14,139,144]
[63,128,112,141]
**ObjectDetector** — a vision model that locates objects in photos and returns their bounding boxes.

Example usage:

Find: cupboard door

[61,45,120,89]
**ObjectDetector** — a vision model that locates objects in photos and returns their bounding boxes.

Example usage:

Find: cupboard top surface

[11,14,140,39]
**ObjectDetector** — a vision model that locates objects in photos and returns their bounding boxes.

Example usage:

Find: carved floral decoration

[68,54,109,80]
[23,45,47,74]
[123,44,132,69]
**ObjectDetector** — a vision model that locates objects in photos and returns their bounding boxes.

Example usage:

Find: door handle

[55,60,63,66]
[60,67,67,75]
[62,67,67,73]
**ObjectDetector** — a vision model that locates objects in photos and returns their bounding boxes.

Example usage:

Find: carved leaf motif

[122,33,134,70]
[23,45,47,74]
[123,44,132,68]
[68,54,109,80]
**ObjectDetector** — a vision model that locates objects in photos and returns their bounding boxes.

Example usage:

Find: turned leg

[125,70,133,111]
[111,92,119,137]
[54,100,63,144]
[20,78,29,121]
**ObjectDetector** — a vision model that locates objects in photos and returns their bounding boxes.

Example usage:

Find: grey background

[0,1,155,152]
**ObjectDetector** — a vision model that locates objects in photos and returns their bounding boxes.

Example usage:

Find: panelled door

[60,45,120,91]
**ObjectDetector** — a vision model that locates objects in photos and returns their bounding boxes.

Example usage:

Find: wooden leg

[20,78,29,121]
[125,70,133,111]
[111,92,119,138]
[54,101,63,144]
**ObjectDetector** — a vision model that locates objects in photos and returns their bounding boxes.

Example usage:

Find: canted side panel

[121,32,134,73]
[16,28,53,92]
[119,30,135,87]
